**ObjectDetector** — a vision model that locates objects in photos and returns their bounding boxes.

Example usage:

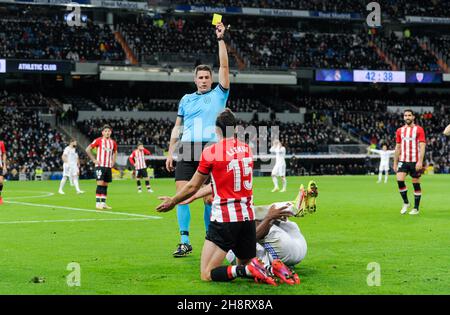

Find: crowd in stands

[97,97,179,111]
[0,90,58,113]
[232,29,390,70]
[0,14,124,61]
[377,32,439,71]
[0,108,66,180]
[329,109,450,173]
[77,118,173,150]
[119,16,218,65]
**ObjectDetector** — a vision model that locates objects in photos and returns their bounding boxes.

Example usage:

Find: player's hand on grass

[216,22,225,39]
[156,196,176,212]
[165,155,175,172]
[267,205,292,221]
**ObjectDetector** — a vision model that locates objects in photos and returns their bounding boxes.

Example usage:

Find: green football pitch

[0,175,449,295]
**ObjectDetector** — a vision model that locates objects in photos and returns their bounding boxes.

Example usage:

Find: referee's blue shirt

[177,84,229,143]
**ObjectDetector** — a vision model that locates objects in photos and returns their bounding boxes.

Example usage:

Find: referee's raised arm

[216,22,230,90]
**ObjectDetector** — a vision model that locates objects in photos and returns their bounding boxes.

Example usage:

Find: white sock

[281,177,287,190]
[272,176,279,189]
[59,177,67,191]
[73,176,81,191]
[378,171,382,182]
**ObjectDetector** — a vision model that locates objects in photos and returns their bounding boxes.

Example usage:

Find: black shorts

[175,142,210,182]
[95,167,112,183]
[136,169,148,179]
[206,220,256,260]
[397,161,422,178]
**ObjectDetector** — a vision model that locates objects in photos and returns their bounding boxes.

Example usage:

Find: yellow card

[212,14,222,26]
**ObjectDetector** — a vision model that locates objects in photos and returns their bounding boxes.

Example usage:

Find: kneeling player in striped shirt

[157,109,278,285]
[129,143,153,193]
[86,125,118,210]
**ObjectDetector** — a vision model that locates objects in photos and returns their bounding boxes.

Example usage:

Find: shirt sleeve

[144,148,151,155]
[214,84,230,108]
[113,141,118,152]
[418,127,426,143]
[0,142,5,153]
[90,138,100,148]
[396,129,402,144]
[129,152,135,166]
[177,96,187,117]
[63,147,70,156]
[197,148,213,175]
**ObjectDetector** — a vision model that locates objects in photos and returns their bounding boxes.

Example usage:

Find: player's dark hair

[194,64,212,76]
[102,124,112,131]
[404,109,415,116]
[70,139,77,144]
[216,109,236,138]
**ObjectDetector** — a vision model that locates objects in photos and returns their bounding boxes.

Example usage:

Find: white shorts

[63,164,79,177]
[379,164,389,172]
[258,220,307,267]
[271,162,286,177]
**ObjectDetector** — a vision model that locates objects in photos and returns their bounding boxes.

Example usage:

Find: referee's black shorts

[206,220,257,260]
[174,142,210,182]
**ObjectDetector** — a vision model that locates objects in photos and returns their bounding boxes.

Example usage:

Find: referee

[165,22,230,257]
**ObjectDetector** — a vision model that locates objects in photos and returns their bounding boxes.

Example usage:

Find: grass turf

[0,175,449,295]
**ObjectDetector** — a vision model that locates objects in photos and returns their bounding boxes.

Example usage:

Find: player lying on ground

[129,143,153,193]
[0,140,7,205]
[181,181,318,285]
[164,21,230,257]
[86,125,118,210]
[157,109,279,286]
[367,144,395,184]
[59,139,84,195]
[393,109,426,215]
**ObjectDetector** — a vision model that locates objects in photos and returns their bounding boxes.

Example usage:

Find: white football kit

[63,146,79,177]
[370,149,395,171]
[270,146,286,177]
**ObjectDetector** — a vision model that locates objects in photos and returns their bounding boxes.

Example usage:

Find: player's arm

[128,153,135,167]
[1,151,6,174]
[416,142,426,171]
[255,204,290,240]
[62,153,68,164]
[216,22,230,90]
[444,124,450,136]
[180,185,213,205]
[166,116,183,172]
[393,143,401,172]
[85,144,99,166]
[143,148,151,155]
[156,171,209,212]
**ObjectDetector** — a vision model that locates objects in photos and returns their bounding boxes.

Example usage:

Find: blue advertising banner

[316,69,353,82]
[406,71,442,83]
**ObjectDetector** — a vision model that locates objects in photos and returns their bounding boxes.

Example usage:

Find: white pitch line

[0,218,151,224]
[5,201,162,220]
[6,191,55,200]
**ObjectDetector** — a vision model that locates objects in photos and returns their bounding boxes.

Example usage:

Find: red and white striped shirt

[90,137,118,168]
[0,141,5,167]
[396,125,426,163]
[197,138,255,223]
[129,148,151,170]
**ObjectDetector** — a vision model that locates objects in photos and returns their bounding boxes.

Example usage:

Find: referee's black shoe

[173,243,193,257]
